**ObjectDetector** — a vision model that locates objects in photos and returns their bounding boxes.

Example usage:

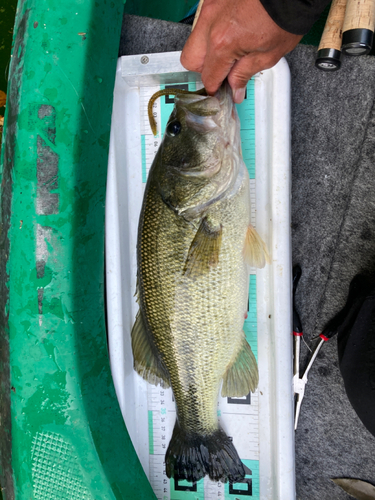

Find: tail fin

[165,421,245,483]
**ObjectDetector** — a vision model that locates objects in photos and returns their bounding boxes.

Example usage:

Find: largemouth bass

[131,82,268,483]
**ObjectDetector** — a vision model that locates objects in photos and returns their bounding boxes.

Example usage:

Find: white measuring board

[105,52,295,500]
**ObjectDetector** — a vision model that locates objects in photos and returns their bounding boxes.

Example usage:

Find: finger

[227,53,279,102]
[191,0,205,30]
[201,56,236,95]
[181,28,207,73]
[180,1,213,73]
[199,12,248,94]
[200,36,238,94]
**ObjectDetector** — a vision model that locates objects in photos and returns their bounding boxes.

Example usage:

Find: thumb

[227,55,259,93]
[227,53,279,103]
[180,25,207,73]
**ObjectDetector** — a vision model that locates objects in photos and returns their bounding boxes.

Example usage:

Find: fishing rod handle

[316,0,347,70]
[319,0,347,51]
[343,0,375,32]
[342,0,375,54]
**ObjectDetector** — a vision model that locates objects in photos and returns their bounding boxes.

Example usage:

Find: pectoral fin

[183,217,222,278]
[221,336,259,397]
[243,224,270,269]
[131,310,170,388]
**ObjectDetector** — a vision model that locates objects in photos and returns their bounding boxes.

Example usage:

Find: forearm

[259,0,332,34]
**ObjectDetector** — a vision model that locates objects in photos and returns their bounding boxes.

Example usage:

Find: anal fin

[221,336,259,397]
[243,224,270,269]
[131,310,170,388]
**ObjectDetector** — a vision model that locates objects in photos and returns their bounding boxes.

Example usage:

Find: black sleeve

[259,0,331,35]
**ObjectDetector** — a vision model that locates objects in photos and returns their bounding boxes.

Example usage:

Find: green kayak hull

[0,1,156,498]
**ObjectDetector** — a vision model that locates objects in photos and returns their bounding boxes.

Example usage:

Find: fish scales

[139,180,249,432]
[132,83,268,483]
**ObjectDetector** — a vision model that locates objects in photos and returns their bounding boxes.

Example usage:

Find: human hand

[180,0,302,103]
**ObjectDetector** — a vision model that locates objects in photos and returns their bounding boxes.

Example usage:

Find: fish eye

[166,120,182,137]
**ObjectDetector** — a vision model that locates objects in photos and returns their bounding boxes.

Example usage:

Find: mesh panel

[31,431,93,500]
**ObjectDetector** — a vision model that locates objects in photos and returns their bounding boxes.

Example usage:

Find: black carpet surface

[119,15,375,499]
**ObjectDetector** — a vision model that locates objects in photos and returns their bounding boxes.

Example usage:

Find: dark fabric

[320,273,375,438]
[119,14,191,56]
[338,290,375,437]
[322,274,375,341]
[259,0,331,34]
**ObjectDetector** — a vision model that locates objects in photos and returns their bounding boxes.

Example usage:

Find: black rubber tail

[165,421,245,483]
